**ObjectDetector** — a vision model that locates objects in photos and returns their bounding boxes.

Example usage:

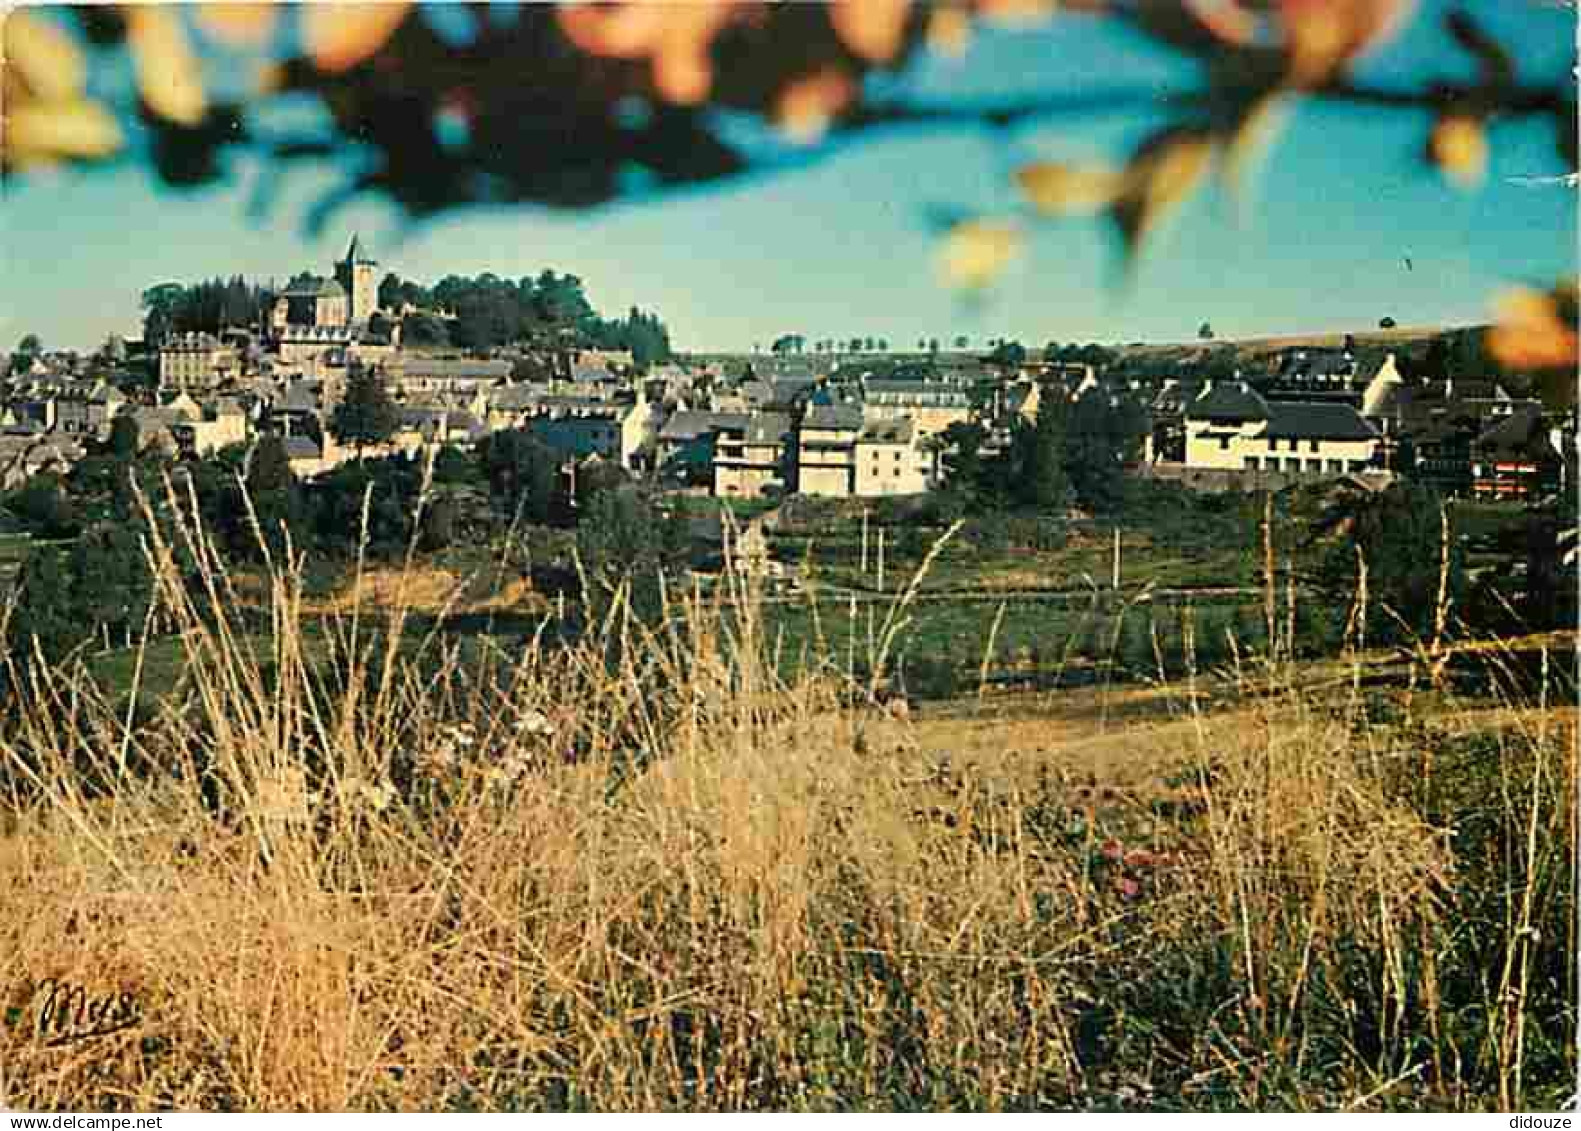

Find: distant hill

[1104,323,1574,406]
[1109,324,1482,370]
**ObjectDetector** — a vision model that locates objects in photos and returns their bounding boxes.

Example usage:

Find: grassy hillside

[1107,324,1480,374]
[0,515,1572,1112]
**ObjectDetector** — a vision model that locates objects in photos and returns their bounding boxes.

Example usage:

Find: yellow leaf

[6,97,123,163]
[558,3,734,105]
[651,4,736,105]
[303,1,412,74]
[3,11,87,101]
[831,0,911,64]
[938,220,1022,290]
[1114,131,1216,254]
[1182,0,1259,47]
[195,3,279,49]
[974,0,1057,28]
[126,6,207,126]
[1429,114,1487,190]
[1279,0,1415,86]
[927,6,972,57]
[776,68,856,144]
[653,46,713,105]
[1016,162,1128,214]
[556,3,668,59]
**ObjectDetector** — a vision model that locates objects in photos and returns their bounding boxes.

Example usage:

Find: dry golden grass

[0,484,1572,1111]
[297,566,549,619]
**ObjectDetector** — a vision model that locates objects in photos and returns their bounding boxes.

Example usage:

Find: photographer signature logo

[29,979,144,1047]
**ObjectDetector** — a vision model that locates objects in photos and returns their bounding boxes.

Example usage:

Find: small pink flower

[1116,876,1142,900]
[1100,839,1124,862]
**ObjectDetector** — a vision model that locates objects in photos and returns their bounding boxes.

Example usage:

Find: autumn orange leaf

[926,6,973,57]
[651,4,737,105]
[195,3,279,49]
[1429,114,1487,190]
[776,68,857,144]
[1181,0,1259,47]
[1489,285,1579,379]
[974,0,1058,27]
[303,1,412,74]
[1279,0,1415,86]
[556,3,670,59]
[557,2,737,105]
[832,0,911,64]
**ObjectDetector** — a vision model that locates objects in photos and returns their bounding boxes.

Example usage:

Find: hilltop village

[2,240,1574,511]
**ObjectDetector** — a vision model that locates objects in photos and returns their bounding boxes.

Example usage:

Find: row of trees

[942,390,1149,516]
[376,271,672,365]
[761,336,1122,368]
[141,278,275,346]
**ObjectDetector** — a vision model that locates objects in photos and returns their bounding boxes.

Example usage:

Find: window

[1289,438,1299,451]
[1309,440,1320,453]
[1267,438,1276,451]
[1245,457,1260,471]
[1219,437,1230,450]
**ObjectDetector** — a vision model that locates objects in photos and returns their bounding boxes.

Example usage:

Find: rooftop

[281,276,346,299]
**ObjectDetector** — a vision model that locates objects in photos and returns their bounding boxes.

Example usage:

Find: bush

[903,652,963,700]
[3,473,79,539]
[1004,515,1067,552]
[967,514,1012,555]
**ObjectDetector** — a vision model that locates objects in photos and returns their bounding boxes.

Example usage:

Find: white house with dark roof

[853,417,932,496]
[159,331,240,391]
[1185,382,1379,475]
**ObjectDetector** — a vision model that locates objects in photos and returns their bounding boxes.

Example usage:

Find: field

[0,510,1573,1111]
[1,488,1541,714]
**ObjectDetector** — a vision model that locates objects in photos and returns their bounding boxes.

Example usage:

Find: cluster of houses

[1,241,1572,508]
[1154,346,1575,502]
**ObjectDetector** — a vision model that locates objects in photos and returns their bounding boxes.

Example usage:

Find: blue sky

[1,0,1574,353]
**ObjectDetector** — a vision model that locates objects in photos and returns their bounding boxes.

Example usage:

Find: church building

[264,235,386,377]
[335,234,379,327]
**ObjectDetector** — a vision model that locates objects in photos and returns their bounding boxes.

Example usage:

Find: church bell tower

[336,233,379,326]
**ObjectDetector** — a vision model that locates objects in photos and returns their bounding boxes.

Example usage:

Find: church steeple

[335,234,378,325]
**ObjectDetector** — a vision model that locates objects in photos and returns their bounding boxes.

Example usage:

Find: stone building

[159,332,240,391]
[334,234,379,327]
